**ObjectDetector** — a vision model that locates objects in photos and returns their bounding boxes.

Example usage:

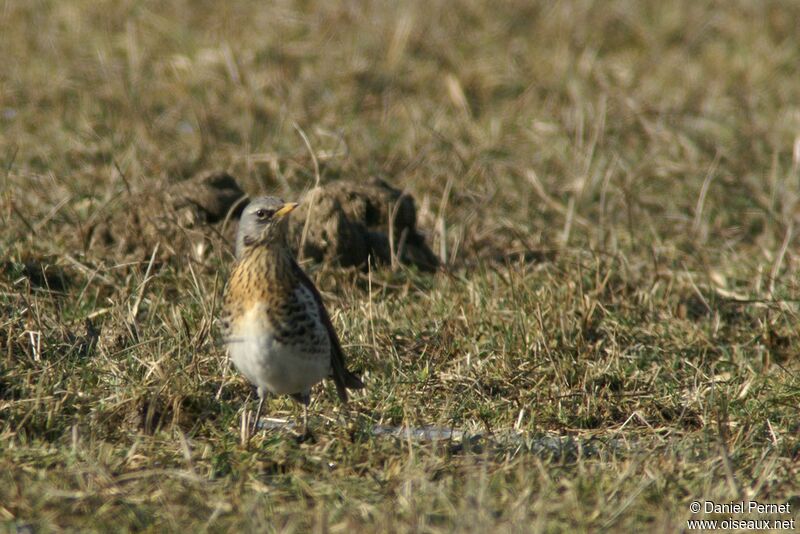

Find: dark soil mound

[286,178,438,271]
[86,171,436,271]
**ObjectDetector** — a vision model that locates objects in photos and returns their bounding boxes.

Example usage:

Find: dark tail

[332,367,365,404]
[344,370,365,389]
[292,259,365,404]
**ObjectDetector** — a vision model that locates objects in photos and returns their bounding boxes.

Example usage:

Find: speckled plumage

[221,196,364,436]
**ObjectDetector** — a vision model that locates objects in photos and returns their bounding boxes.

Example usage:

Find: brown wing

[291,261,365,402]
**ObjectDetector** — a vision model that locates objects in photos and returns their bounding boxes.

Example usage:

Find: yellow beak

[274,202,299,218]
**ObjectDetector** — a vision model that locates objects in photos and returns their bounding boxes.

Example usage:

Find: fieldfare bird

[221,196,364,438]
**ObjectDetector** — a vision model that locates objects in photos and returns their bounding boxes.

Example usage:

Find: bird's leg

[302,402,309,437]
[290,392,312,441]
[252,389,265,437]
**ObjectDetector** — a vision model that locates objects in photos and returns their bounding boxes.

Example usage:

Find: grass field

[2,0,800,531]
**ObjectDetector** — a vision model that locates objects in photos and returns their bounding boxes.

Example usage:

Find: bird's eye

[255,208,273,219]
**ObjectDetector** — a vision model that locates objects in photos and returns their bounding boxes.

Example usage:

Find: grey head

[235,196,299,258]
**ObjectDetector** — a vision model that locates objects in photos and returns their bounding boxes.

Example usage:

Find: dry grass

[2,0,800,531]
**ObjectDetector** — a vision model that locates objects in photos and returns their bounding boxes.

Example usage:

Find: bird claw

[295,430,315,444]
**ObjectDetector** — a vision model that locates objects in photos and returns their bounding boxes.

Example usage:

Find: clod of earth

[285,178,439,271]
[87,171,437,271]
[86,170,246,263]
[0,257,72,293]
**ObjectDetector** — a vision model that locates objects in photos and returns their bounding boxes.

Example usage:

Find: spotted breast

[222,246,331,398]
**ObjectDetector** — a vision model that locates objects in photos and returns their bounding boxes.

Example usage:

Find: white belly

[227,302,330,396]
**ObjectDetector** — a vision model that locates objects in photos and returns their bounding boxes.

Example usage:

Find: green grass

[2,0,800,531]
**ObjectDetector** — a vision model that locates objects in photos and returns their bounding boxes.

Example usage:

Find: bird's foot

[295,429,315,444]
[250,421,260,439]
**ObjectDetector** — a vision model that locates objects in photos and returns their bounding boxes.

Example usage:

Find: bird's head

[235,196,299,258]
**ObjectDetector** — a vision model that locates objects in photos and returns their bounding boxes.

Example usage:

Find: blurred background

[3,0,799,270]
